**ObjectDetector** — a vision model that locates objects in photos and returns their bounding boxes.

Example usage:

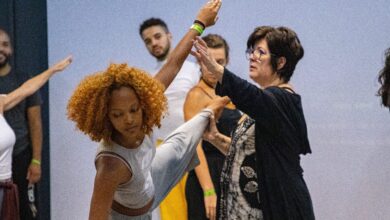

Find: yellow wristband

[203,188,216,197]
[191,23,204,35]
[31,159,41,165]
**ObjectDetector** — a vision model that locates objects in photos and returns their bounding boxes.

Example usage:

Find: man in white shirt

[139,18,200,220]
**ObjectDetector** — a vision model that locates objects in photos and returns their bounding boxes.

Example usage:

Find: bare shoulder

[95,156,132,184]
[187,86,211,102]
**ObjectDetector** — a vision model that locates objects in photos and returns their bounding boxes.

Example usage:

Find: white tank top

[95,136,155,209]
[0,114,16,181]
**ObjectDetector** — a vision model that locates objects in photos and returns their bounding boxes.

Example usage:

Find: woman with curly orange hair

[67,1,223,219]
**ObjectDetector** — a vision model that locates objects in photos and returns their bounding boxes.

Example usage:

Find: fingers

[63,55,73,67]
[220,96,230,105]
[210,207,216,220]
[194,40,207,54]
[205,202,216,220]
[190,50,201,59]
[65,55,73,64]
[196,36,208,48]
[26,170,30,181]
[213,0,222,11]
[208,0,222,9]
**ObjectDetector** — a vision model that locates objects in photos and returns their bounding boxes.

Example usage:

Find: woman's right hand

[51,55,72,72]
[196,0,222,28]
[192,36,224,82]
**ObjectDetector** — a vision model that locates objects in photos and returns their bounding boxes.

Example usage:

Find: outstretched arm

[0,95,5,114]
[3,55,72,111]
[154,0,222,89]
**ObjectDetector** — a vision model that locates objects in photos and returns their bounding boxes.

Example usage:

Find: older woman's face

[108,86,144,143]
[248,39,275,87]
[201,47,227,87]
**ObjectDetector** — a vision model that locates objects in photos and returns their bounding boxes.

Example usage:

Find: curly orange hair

[67,63,167,143]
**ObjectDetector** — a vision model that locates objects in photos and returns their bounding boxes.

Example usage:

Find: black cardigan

[216,68,315,220]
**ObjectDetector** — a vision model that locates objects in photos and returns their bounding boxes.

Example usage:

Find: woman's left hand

[51,55,73,72]
[204,194,217,220]
[192,36,224,82]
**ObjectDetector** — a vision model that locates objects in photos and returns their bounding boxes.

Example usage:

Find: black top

[216,68,314,220]
[0,69,42,156]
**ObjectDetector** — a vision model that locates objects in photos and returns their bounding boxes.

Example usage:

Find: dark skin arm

[154,0,222,90]
[26,106,43,184]
[89,157,132,220]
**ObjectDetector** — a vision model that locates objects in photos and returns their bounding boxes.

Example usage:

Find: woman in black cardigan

[192,26,315,220]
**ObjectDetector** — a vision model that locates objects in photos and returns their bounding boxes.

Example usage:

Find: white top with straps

[95,136,155,209]
[0,114,16,181]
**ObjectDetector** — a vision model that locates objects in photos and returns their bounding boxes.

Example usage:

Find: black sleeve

[215,68,282,132]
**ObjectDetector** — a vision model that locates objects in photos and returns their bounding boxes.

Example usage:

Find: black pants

[12,147,39,220]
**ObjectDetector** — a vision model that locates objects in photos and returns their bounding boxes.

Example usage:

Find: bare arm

[3,55,72,111]
[202,116,231,155]
[184,88,220,220]
[89,157,131,220]
[0,95,5,114]
[184,88,215,191]
[26,106,43,184]
[154,0,221,89]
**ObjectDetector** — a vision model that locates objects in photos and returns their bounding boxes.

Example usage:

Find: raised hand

[51,55,72,72]
[196,0,222,28]
[192,36,224,82]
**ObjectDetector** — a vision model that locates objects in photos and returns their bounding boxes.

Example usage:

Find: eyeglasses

[245,47,274,61]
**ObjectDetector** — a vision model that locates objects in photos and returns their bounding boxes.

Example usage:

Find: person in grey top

[67,1,222,219]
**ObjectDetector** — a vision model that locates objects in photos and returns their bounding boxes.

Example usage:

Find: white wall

[47,1,390,219]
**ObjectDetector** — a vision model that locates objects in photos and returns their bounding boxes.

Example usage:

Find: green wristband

[203,188,216,197]
[191,23,204,35]
[31,159,41,166]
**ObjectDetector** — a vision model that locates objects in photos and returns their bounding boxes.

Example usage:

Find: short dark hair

[378,48,390,107]
[247,26,304,82]
[202,34,230,61]
[139,18,169,36]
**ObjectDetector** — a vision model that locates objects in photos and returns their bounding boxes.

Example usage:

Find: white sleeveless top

[95,136,155,209]
[152,60,200,143]
[0,114,16,181]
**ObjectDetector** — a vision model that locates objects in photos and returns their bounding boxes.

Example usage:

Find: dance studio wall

[47,1,390,219]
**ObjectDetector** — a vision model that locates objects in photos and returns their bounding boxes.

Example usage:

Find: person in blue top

[192,26,315,220]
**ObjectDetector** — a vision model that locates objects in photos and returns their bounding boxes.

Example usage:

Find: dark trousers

[12,147,39,220]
